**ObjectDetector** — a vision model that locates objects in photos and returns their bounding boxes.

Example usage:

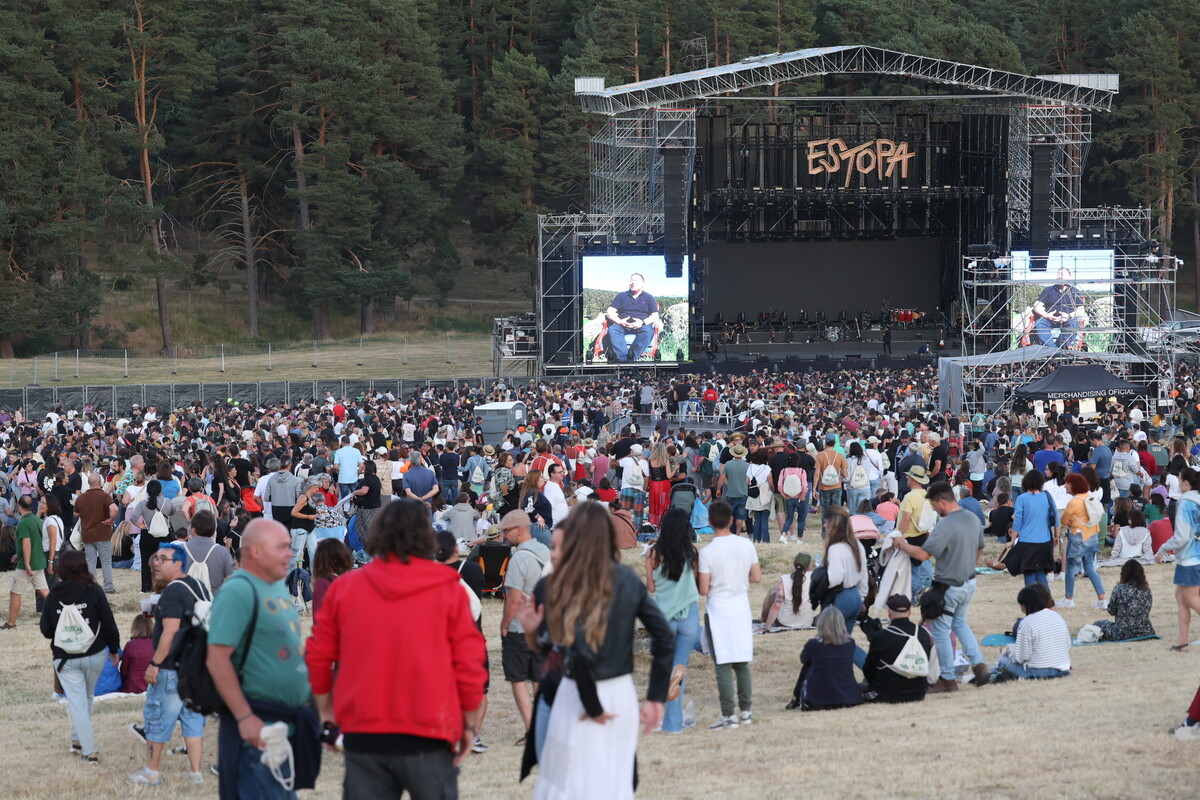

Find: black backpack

[176,576,259,716]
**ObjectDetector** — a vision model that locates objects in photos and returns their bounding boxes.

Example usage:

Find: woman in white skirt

[530,502,675,800]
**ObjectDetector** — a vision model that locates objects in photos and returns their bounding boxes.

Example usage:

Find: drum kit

[882,303,924,330]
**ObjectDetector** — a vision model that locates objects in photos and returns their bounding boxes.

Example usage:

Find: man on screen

[1032,267,1085,348]
[604,272,661,362]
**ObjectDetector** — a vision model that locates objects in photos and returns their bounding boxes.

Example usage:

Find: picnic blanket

[982,633,1162,647]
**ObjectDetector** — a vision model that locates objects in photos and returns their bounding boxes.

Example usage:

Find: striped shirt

[1012,609,1071,671]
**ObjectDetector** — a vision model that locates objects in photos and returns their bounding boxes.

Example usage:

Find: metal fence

[0,376,602,418]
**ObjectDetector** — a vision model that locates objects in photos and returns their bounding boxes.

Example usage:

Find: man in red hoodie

[306,499,486,798]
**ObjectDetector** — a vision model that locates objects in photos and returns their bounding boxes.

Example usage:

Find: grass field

[1,521,1196,800]
[4,333,497,388]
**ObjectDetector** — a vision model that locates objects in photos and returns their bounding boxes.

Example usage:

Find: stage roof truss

[576,46,1117,116]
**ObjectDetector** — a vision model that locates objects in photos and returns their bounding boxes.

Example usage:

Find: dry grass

[1,521,1196,799]
[4,333,496,387]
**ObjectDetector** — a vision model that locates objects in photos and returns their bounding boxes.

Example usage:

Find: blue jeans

[995,653,1069,681]
[143,668,205,743]
[238,739,297,800]
[930,579,984,680]
[846,487,870,515]
[290,527,315,568]
[440,479,459,505]
[782,498,808,537]
[608,325,654,362]
[832,587,862,636]
[1064,533,1105,599]
[58,650,106,756]
[534,694,551,760]
[1024,571,1050,588]
[726,496,747,525]
[662,603,699,732]
[750,508,771,543]
[817,489,842,526]
[338,482,356,499]
[1034,315,1080,348]
[912,559,933,596]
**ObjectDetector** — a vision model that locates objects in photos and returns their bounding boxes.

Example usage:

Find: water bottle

[682,700,696,728]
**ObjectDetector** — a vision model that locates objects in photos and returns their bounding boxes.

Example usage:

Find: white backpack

[54,603,98,655]
[624,460,645,489]
[470,464,486,485]
[849,461,869,490]
[780,468,805,499]
[147,507,170,538]
[1111,457,1127,479]
[191,496,218,520]
[884,624,930,678]
[915,499,939,534]
[172,578,214,632]
[819,454,840,488]
[185,543,217,595]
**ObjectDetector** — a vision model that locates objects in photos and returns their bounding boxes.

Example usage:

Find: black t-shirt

[446,560,484,600]
[987,506,1015,537]
[929,444,949,478]
[51,484,75,530]
[796,452,817,484]
[154,575,205,652]
[768,451,791,486]
[358,475,382,509]
[230,458,253,488]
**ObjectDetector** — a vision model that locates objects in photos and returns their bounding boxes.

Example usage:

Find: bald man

[74,472,118,593]
[207,519,316,797]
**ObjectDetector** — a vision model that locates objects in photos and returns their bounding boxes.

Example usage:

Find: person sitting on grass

[861,593,933,704]
[991,585,1071,683]
[761,551,814,630]
[1093,560,1154,642]
[786,606,863,711]
[1108,509,1154,564]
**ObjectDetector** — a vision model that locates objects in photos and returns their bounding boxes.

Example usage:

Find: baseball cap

[498,509,531,531]
[793,552,813,570]
[886,594,912,613]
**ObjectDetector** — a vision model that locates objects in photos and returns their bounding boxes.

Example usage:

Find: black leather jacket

[561,563,675,706]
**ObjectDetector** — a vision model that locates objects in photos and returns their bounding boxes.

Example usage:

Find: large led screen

[1008,250,1115,353]
[581,255,689,364]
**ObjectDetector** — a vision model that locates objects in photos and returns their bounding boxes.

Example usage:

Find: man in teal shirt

[208,519,316,798]
[5,495,47,627]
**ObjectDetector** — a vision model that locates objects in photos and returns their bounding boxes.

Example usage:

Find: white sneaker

[1173,722,1200,741]
[709,715,740,730]
[778,534,788,544]
[738,710,754,725]
[1058,598,1076,608]
[1092,600,1108,610]
[188,772,204,786]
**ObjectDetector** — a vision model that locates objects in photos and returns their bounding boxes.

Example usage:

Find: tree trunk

[0,337,13,359]
[360,299,375,334]
[1192,166,1200,310]
[313,305,330,341]
[292,119,324,340]
[237,164,259,337]
[129,1,174,355]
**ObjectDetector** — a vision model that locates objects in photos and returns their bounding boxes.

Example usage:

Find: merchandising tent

[1014,364,1149,400]
[937,348,1153,411]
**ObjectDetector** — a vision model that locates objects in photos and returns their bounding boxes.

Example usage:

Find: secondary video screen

[1008,250,1114,353]
[581,255,690,364]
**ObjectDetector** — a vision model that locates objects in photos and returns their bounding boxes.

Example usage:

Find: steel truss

[590,109,695,233]
[537,214,617,367]
[576,46,1116,116]
[954,253,1176,414]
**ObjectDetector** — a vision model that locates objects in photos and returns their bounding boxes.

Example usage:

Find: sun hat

[730,445,748,458]
[907,465,930,485]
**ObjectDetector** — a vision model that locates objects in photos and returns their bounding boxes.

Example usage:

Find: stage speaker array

[1029,145,1054,263]
[663,148,688,278]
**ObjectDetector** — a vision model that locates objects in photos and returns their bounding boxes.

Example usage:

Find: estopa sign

[806,139,917,187]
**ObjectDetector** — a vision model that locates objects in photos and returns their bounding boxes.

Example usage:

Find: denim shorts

[144,668,206,742]
[1175,563,1200,587]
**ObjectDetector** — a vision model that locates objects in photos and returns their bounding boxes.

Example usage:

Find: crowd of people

[5,363,1200,798]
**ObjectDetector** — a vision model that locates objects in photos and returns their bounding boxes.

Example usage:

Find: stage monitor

[581,255,689,364]
[1007,250,1114,352]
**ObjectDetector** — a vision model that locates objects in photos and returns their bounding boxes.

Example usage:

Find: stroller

[850,514,884,588]
[669,481,699,514]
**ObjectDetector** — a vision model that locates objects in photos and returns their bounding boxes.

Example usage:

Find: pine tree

[473,49,550,274]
